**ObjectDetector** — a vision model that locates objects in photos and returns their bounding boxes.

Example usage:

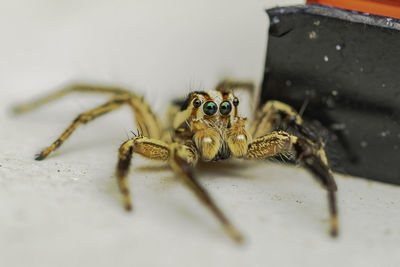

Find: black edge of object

[261,4,400,185]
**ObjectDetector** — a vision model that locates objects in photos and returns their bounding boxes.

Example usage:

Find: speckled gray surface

[1,1,400,266]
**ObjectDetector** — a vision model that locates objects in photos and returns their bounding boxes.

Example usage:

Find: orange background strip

[307,0,400,19]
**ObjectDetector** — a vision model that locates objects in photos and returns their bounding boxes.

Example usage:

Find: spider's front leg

[246,131,339,237]
[116,136,243,243]
[116,136,170,210]
[169,143,243,242]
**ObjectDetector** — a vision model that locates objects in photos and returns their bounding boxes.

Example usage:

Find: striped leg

[116,137,242,243]
[169,143,243,243]
[116,136,170,210]
[246,131,338,237]
[12,83,131,114]
[249,100,304,139]
[35,95,130,160]
[215,79,254,93]
[14,83,163,159]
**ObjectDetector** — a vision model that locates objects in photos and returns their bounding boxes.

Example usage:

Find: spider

[13,80,338,243]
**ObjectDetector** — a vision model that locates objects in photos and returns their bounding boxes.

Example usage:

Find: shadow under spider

[136,159,260,180]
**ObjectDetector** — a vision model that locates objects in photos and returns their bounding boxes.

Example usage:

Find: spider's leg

[35,95,130,160]
[116,137,242,242]
[246,131,338,237]
[12,83,131,114]
[16,83,163,160]
[128,93,163,139]
[250,100,307,139]
[116,136,170,210]
[215,79,254,92]
[169,143,243,243]
[14,83,163,138]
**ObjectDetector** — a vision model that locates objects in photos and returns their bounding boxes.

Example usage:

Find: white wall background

[1,0,301,105]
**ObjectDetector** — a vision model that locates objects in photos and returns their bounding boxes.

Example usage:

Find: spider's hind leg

[12,83,130,114]
[14,83,163,160]
[35,94,131,160]
[215,79,254,93]
[250,100,310,139]
[246,131,338,237]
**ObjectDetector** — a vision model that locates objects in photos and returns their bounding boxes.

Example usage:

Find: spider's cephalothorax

[13,80,338,243]
[172,90,251,162]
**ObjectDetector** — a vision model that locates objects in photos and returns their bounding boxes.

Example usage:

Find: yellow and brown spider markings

[191,119,222,161]
[169,144,243,242]
[15,79,339,241]
[215,79,254,95]
[249,100,303,139]
[116,135,243,242]
[13,83,163,160]
[12,83,129,114]
[116,136,171,211]
[225,117,251,157]
[246,131,338,236]
[292,137,338,236]
[167,88,338,238]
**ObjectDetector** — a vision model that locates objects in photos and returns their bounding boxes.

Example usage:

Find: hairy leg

[15,83,163,159]
[35,95,130,160]
[116,136,171,210]
[169,143,243,242]
[215,79,254,93]
[116,137,243,242]
[12,83,131,114]
[250,100,304,139]
[246,131,338,237]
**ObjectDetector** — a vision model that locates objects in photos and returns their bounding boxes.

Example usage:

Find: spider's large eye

[203,101,218,115]
[193,99,201,108]
[219,101,232,115]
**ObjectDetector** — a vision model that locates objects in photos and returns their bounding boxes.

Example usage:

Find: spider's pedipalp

[191,119,221,161]
[225,117,251,157]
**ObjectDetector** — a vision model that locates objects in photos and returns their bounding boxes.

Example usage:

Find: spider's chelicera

[13,80,338,243]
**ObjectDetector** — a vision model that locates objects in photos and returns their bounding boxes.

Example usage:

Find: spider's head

[174,90,240,129]
[173,89,249,161]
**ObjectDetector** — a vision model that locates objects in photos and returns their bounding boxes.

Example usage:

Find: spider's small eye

[232,97,239,106]
[193,99,201,108]
[203,101,218,115]
[219,101,232,115]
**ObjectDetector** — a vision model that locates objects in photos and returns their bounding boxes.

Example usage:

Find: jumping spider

[13,80,338,242]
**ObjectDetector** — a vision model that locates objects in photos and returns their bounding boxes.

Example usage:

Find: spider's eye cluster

[193,99,202,108]
[203,101,218,115]
[202,100,234,116]
[232,97,239,106]
[219,101,232,115]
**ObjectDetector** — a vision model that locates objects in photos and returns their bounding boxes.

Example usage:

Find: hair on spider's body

[13,80,339,243]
